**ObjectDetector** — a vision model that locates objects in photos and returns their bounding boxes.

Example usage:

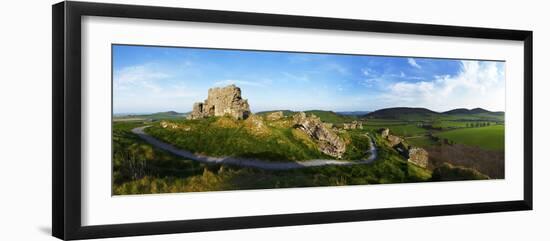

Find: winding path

[131,126,377,170]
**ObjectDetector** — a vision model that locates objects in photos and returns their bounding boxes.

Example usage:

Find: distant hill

[364,107,504,121]
[147,111,187,119]
[364,107,438,119]
[337,111,371,116]
[114,111,187,121]
[443,108,493,115]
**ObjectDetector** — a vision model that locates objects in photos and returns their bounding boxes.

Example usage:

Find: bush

[430,163,489,181]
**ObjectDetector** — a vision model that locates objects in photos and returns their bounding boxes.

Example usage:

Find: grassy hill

[364,107,438,120]
[336,111,371,116]
[443,107,494,115]
[112,118,434,195]
[364,107,504,122]
[145,116,372,162]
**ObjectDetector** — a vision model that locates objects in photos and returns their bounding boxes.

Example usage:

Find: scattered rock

[266,111,284,121]
[188,85,251,120]
[379,128,403,147]
[407,147,429,168]
[160,121,191,131]
[343,121,363,130]
[387,135,403,147]
[160,121,178,129]
[292,112,346,158]
[380,128,390,138]
[244,114,269,135]
[380,128,429,168]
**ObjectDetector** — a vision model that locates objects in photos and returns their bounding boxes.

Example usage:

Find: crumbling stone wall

[187,85,251,120]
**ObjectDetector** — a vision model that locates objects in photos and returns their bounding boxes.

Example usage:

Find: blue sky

[113,45,505,114]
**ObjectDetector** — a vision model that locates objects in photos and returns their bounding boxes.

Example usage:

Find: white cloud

[408,58,422,69]
[362,67,375,76]
[214,79,266,87]
[381,60,505,111]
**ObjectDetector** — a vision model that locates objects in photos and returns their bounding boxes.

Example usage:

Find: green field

[435,125,505,151]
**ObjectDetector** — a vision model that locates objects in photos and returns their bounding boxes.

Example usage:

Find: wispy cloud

[214,79,266,87]
[114,64,170,93]
[361,67,376,77]
[113,63,201,113]
[408,58,422,69]
[325,63,349,75]
[282,72,310,82]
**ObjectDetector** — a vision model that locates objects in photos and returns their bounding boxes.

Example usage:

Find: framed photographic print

[52,1,533,240]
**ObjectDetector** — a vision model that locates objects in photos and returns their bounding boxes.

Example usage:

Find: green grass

[340,130,371,160]
[405,136,437,148]
[363,122,427,137]
[430,163,489,181]
[145,117,334,162]
[304,110,357,123]
[112,121,209,193]
[435,125,504,151]
[114,136,434,195]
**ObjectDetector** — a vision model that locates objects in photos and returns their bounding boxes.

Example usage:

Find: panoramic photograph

[112,44,505,195]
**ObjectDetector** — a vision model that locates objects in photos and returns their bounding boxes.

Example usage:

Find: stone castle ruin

[187,85,251,120]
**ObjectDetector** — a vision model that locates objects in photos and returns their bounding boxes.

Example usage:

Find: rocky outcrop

[160,120,178,129]
[379,128,403,147]
[380,128,429,168]
[187,85,251,120]
[380,128,390,138]
[407,147,429,168]
[387,135,403,147]
[292,112,346,158]
[343,121,363,130]
[266,111,284,121]
[160,121,191,131]
[244,114,269,136]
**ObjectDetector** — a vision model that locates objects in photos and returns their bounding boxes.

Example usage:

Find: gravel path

[131,126,377,170]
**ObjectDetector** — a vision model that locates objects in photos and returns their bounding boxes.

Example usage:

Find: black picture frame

[52,1,533,240]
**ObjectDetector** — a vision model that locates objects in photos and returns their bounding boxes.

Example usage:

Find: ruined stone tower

[187,84,251,120]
